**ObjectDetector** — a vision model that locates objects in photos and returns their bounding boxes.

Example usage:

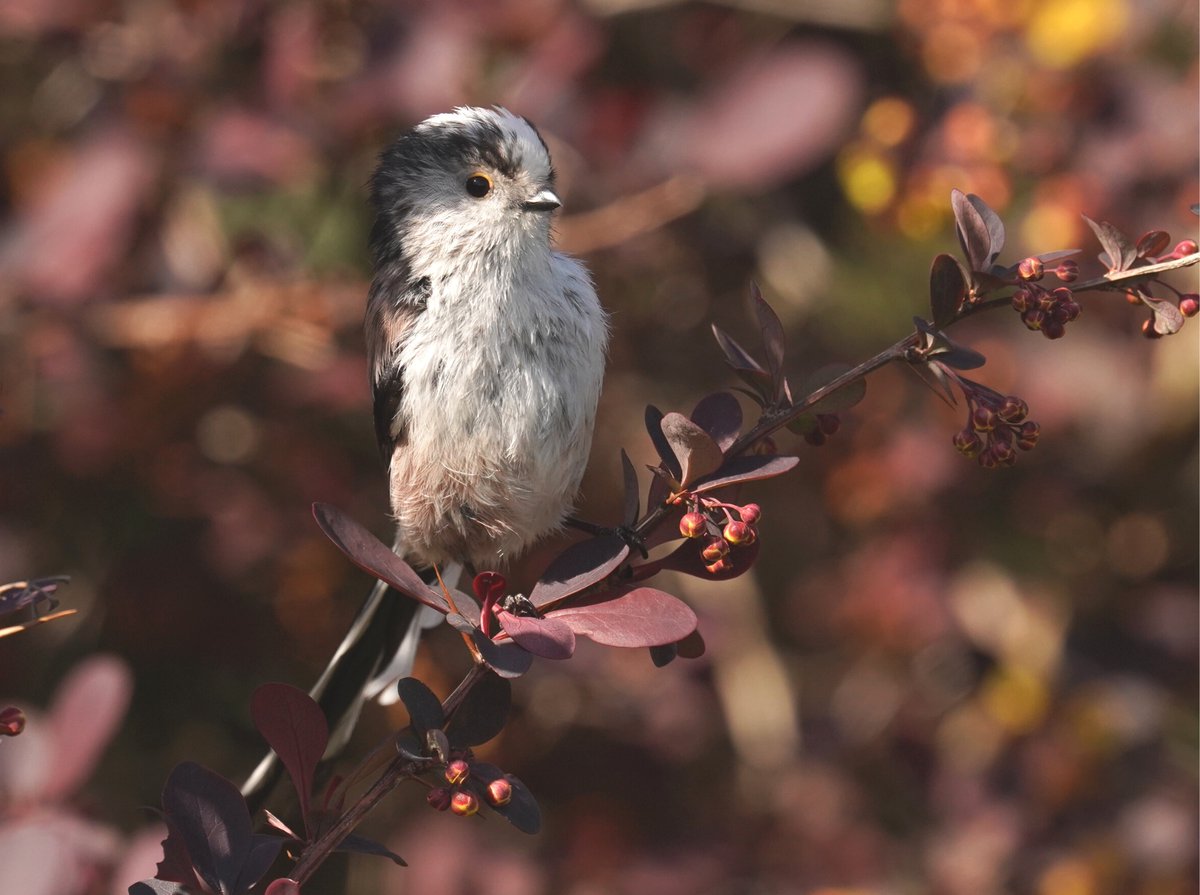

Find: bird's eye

[465,173,492,198]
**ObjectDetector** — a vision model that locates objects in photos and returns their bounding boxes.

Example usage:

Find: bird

[244,106,607,802]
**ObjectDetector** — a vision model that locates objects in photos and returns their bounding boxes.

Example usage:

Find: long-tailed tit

[245,107,607,799]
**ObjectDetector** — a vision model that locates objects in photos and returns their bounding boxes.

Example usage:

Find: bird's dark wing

[365,274,430,460]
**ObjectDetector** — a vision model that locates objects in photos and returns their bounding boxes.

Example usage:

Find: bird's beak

[522,189,561,212]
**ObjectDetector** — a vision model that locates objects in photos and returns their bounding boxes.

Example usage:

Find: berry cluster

[951,380,1039,469]
[1122,234,1199,337]
[1011,256,1081,339]
[426,755,514,818]
[679,500,761,574]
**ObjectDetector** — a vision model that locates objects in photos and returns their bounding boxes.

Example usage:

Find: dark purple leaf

[691,454,799,494]
[644,406,682,481]
[646,470,671,515]
[468,626,535,678]
[0,575,67,614]
[937,344,986,370]
[929,253,968,326]
[690,392,743,452]
[1034,249,1081,265]
[530,535,629,608]
[661,412,725,485]
[250,683,328,835]
[676,628,707,659]
[425,728,451,764]
[951,189,1003,272]
[750,282,787,398]
[445,672,511,748]
[395,678,444,734]
[235,836,286,895]
[656,538,761,580]
[620,449,640,526]
[312,504,448,613]
[496,611,576,659]
[162,762,280,895]
[967,193,1005,264]
[336,835,407,866]
[469,764,541,834]
[263,810,300,840]
[550,587,698,648]
[711,324,773,399]
[1083,215,1136,271]
[650,644,678,666]
[153,817,203,892]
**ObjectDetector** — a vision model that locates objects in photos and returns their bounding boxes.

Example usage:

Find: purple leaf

[967,193,1005,264]
[337,834,407,866]
[395,678,445,734]
[153,817,204,892]
[1083,215,1136,271]
[550,587,698,648]
[530,535,629,608]
[473,632,534,677]
[646,470,671,515]
[656,538,761,580]
[750,282,787,399]
[1034,249,1081,265]
[690,392,743,452]
[929,253,968,327]
[161,762,280,895]
[711,324,773,399]
[250,683,328,835]
[951,189,1003,273]
[469,764,541,834]
[496,611,576,659]
[661,412,725,486]
[937,344,987,370]
[650,644,678,666]
[691,454,799,494]
[312,503,448,613]
[644,406,682,481]
[620,449,640,526]
[445,672,511,747]
[676,628,707,659]
[1144,294,1185,335]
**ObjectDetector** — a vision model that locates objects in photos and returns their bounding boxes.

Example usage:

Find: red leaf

[496,610,576,659]
[550,587,698,648]
[44,655,132,804]
[312,503,448,612]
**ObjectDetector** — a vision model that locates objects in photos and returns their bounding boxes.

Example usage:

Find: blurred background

[0,0,1196,893]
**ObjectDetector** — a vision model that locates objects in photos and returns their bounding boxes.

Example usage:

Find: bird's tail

[241,564,456,808]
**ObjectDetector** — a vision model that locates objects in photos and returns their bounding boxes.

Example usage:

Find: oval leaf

[549,587,698,648]
[691,454,799,494]
[445,672,511,748]
[690,392,743,452]
[249,683,329,830]
[620,449,640,527]
[661,412,725,485]
[469,627,535,678]
[657,537,761,581]
[496,611,576,659]
[750,282,786,397]
[395,678,445,734]
[312,504,448,613]
[929,253,968,327]
[644,406,682,481]
[530,535,629,608]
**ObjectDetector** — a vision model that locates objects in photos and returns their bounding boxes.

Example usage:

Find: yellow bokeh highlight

[981,664,1050,733]
[838,146,897,215]
[1025,0,1130,68]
